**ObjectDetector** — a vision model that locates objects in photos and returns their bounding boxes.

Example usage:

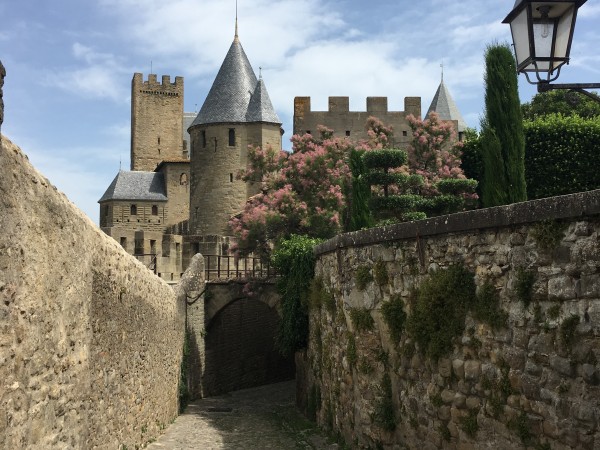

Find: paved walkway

[146,380,341,450]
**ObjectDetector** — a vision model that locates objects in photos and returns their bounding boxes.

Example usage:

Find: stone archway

[202,296,294,396]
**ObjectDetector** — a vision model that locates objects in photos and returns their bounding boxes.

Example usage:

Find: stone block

[464,360,481,381]
[452,359,465,379]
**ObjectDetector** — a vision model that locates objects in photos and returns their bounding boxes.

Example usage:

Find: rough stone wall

[0,60,5,136]
[0,136,185,449]
[131,73,184,171]
[302,190,600,449]
[189,121,281,236]
[156,161,190,227]
[293,96,421,147]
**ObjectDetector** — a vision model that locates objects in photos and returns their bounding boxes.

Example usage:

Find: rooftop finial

[234,0,239,41]
[440,61,444,82]
[259,66,262,79]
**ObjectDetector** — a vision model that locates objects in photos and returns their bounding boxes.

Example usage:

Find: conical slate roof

[191,35,280,127]
[246,76,280,123]
[98,171,168,203]
[426,80,467,132]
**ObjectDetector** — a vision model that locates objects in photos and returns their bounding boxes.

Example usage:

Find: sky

[1,0,599,224]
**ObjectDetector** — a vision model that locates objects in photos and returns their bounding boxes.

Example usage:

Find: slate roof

[98,171,168,203]
[190,35,280,127]
[426,80,467,132]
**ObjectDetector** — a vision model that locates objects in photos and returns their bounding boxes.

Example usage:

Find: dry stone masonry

[0,136,185,449]
[299,190,600,449]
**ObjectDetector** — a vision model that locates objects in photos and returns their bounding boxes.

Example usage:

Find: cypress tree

[482,43,527,205]
[479,125,508,207]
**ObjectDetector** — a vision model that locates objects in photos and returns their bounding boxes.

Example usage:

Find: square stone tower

[131,73,185,171]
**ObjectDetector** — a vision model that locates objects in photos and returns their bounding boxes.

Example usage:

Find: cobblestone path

[146,380,341,450]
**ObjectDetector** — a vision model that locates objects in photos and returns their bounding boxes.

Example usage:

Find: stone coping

[314,189,600,256]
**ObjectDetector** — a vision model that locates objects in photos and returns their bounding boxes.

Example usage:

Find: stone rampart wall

[0,136,185,449]
[300,190,600,449]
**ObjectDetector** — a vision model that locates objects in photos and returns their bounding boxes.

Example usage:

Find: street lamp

[503,0,600,103]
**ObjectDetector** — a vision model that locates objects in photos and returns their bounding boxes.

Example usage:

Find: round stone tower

[188,26,281,236]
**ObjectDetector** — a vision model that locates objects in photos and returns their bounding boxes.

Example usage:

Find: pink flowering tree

[229,126,353,257]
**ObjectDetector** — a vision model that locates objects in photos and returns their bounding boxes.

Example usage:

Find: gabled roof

[190,34,280,127]
[426,80,467,132]
[246,76,280,123]
[98,171,168,203]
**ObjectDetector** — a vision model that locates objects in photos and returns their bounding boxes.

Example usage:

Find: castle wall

[300,190,600,449]
[293,96,421,147]
[100,200,167,231]
[188,121,281,236]
[131,73,185,171]
[156,161,190,227]
[0,136,185,449]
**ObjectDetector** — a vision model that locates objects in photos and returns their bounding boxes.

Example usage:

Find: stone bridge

[181,255,294,399]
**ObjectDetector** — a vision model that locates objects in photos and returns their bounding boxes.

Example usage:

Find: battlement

[294,96,421,117]
[132,73,183,95]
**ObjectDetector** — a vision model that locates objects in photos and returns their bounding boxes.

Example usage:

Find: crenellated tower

[131,73,185,171]
[188,24,282,236]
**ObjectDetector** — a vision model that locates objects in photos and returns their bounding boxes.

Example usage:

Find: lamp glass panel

[553,6,574,69]
[510,8,531,66]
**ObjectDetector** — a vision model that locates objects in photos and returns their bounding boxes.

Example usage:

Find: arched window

[151,205,158,215]
[130,204,137,215]
[180,173,188,185]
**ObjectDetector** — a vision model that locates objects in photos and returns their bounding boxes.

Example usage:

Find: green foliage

[460,409,479,437]
[406,265,477,360]
[350,308,375,332]
[560,315,580,351]
[430,392,443,407]
[460,129,483,202]
[347,333,357,366]
[375,347,389,368]
[373,260,389,286]
[531,220,567,251]
[524,114,600,199]
[369,194,422,211]
[307,384,321,421]
[372,373,396,432]
[514,268,535,307]
[309,277,336,312]
[363,148,408,169]
[348,148,374,231]
[178,326,191,413]
[473,281,508,330]
[418,194,465,216]
[358,357,374,374]
[365,171,411,187]
[547,304,561,320]
[479,124,509,207]
[522,90,600,120]
[482,43,527,205]
[381,294,407,343]
[439,423,451,442]
[272,235,322,355]
[355,265,373,290]
[436,178,478,195]
[509,411,532,445]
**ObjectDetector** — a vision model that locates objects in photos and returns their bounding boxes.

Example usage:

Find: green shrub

[350,308,375,332]
[460,409,479,437]
[524,114,600,199]
[373,260,389,286]
[547,304,561,320]
[272,235,322,355]
[309,277,335,312]
[365,172,410,187]
[372,373,396,431]
[560,315,580,351]
[406,265,476,360]
[473,281,508,330]
[531,220,567,251]
[436,178,478,195]
[381,294,407,343]
[369,194,422,211]
[355,265,373,290]
[363,148,408,169]
[514,268,535,307]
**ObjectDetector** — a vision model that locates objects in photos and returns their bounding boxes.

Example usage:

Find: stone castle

[98,23,467,280]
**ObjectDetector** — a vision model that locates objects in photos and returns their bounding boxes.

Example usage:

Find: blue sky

[1,0,599,224]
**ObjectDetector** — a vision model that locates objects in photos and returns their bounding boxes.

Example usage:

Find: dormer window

[151,205,158,215]
[130,204,137,215]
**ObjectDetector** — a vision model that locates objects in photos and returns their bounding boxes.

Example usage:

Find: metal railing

[204,255,276,281]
